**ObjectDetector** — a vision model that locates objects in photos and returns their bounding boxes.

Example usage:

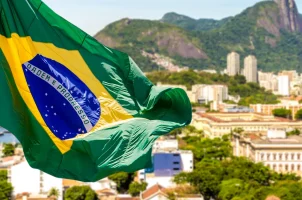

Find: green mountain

[95,0,302,72]
[161,12,232,31]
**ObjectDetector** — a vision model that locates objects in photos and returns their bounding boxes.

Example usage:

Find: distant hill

[161,12,232,31]
[95,0,302,72]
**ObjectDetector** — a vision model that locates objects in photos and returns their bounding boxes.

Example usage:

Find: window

[292,164,295,171]
[279,164,283,171]
[273,154,276,160]
[267,154,270,160]
[173,154,179,157]
[279,154,282,160]
[273,165,276,170]
[285,165,288,171]
[298,165,301,171]
[173,162,180,164]
[298,154,301,160]
[173,168,180,171]
[292,154,295,160]
[285,154,288,160]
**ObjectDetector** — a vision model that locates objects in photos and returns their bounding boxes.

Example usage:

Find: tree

[64,186,97,200]
[174,160,223,200]
[272,108,292,119]
[295,109,302,120]
[286,129,300,137]
[48,187,60,199]
[2,144,15,157]
[0,170,7,181]
[232,127,244,134]
[0,181,13,200]
[169,128,182,137]
[218,179,246,200]
[128,182,147,197]
[234,74,246,84]
[108,172,134,193]
[221,157,271,186]
[165,185,198,199]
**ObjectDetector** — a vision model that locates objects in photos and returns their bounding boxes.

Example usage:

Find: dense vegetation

[175,134,302,200]
[161,12,232,31]
[64,186,98,200]
[147,70,279,106]
[295,109,302,120]
[2,144,15,157]
[272,108,292,119]
[96,1,302,72]
[0,170,13,200]
[108,172,135,193]
[128,182,147,197]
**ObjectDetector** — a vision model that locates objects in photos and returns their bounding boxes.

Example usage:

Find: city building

[9,161,63,200]
[138,149,193,189]
[192,85,228,104]
[278,75,290,96]
[250,103,302,120]
[232,129,302,175]
[243,55,257,83]
[227,52,240,76]
[290,79,302,96]
[191,112,302,138]
[258,71,274,82]
[201,69,217,74]
[0,155,23,168]
[278,70,298,82]
[153,138,178,151]
[258,72,278,92]
[210,102,253,113]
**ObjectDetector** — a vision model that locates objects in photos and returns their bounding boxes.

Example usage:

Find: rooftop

[197,112,291,123]
[63,179,83,187]
[238,132,302,145]
[142,184,168,200]
[252,135,302,145]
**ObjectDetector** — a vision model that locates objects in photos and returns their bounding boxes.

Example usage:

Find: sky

[43,0,302,36]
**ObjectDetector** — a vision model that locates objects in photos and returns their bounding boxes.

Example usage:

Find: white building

[243,55,257,83]
[258,72,278,92]
[192,85,228,104]
[201,69,217,74]
[227,52,240,76]
[153,139,178,151]
[278,75,290,96]
[0,156,22,168]
[139,150,193,189]
[9,161,63,200]
[89,178,117,192]
[233,130,302,175]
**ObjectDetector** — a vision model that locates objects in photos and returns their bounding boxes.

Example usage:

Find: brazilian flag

[0,0,191,181]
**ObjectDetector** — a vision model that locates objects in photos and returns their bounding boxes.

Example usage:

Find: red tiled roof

[62,179,83,187]
[265,195,280,200]
[142,184,167,199]
[2,156,14,162]
[249,134,260,140]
